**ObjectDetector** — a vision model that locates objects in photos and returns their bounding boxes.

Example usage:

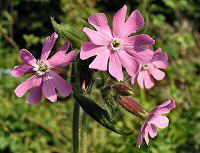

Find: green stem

[73,102,80,153]
[140,88,146,104]
[81,111,88,153]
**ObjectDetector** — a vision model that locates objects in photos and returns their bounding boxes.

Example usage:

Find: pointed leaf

[51,17,83,48]
[73,89,133,136]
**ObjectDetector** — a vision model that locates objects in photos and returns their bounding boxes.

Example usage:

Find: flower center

[142,64,150,70]
[33,60,50,75]
[111,39,122,51]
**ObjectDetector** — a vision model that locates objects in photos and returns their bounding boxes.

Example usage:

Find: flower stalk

[72,101,80,153]
[80,111,88,153]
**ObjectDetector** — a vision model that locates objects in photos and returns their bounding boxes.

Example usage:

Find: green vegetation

[0,0,200,152]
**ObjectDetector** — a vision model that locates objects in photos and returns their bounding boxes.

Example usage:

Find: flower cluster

[12,5,176,148]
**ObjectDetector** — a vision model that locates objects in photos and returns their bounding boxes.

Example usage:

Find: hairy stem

[81,111,88,153]
[73,102,80,153]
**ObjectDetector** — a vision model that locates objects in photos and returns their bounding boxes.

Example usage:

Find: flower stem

[81,111,88,153]
[73,102,80,153]
[140,88,146,104]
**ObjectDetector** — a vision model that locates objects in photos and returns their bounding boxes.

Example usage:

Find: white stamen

[111,38,122,51]
[33,60,50,75]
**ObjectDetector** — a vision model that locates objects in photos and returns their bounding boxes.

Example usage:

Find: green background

[0,0,200,152]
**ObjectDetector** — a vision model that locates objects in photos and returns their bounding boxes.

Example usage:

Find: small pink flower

[81,5,155,81]
[137,99,176,148]
[12,33,76,104]
[131,48,168,89]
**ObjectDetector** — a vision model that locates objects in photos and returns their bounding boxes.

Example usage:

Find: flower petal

[150,114,169,129]
[12,64,33,78]
[58,40,70,53]
[20,49,37,66]
[144,125,150,145]
[137,70,154,89]
[89,49,110,71]
[151,50,168,69]
[48,71,72,97]
[152,99,176,115]
[144,71,154,89]
[118,50,140,76]
[113,5,127,38]
[137,71,145,89]
[137,121,147,148]
[123,34,155,48]
[122,10,144,37]
[148,124,158,138]
[83,27,111,45]
[41,32,58,61]
[126,49,154,65]
[42,73,57,102]
[109,52,123,81]
[47,50,76,67]
[88,13,113,38]
[27,77,43,104]
[131,74,137,85]
[15,75,37,97]
[80,42,107,60]
[149,66,165,80]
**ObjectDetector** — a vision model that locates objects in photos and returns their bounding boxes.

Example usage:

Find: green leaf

[73,90,133,136]
[51,17,83,48]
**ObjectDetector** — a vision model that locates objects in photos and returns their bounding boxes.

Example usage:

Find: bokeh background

[0,0,200,153]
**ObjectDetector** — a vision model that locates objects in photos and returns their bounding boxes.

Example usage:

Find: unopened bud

[112,83,133,96]
[117,96,148,118]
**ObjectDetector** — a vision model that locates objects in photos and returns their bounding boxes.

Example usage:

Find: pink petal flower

[20,49,37,66]
[132,48,168,89]
[137,99,176,148]
[12,65,33,77]
[13,33,75,104]
[109,52,124,80]
[41,32,58,61]
[81,5,154,81]
[88,13,113,38]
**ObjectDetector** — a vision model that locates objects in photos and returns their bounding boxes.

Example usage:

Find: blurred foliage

[0,0,200,152]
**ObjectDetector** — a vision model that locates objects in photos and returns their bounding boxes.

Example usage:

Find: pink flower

[137,99,176,148]
[131,48,168,89]
[80,5,155,81]
[12,33,76,104]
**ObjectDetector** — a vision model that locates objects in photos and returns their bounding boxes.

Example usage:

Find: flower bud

[117,96,148,118]
[112,83,133,96]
